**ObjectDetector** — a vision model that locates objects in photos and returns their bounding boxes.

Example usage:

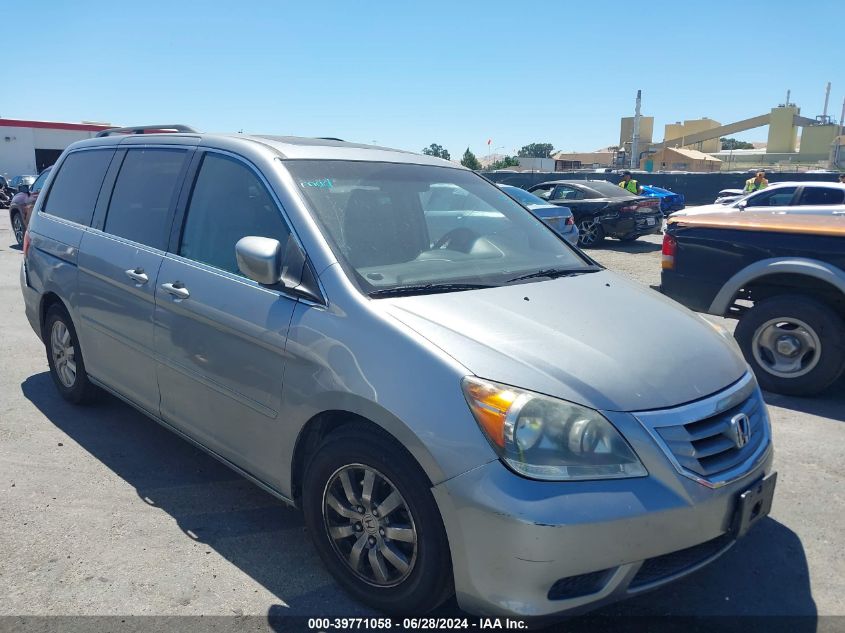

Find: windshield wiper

[368,283,494,298]
[507,267,599,283]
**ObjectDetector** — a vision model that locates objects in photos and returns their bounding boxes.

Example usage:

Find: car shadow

[22,372,817,625]
[20,372,369,617]
[594,240,662,254]
[763,376,845,423]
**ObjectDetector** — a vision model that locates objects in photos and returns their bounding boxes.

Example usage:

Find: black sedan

[528,180,662,247]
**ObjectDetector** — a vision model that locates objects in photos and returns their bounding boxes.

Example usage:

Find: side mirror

[736,200,747,210]
[236,236,284,285]
[18,184,30,194]
[235,235,322,302]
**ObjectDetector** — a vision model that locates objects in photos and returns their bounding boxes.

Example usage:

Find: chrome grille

[656,392,765,477]
[634,373,771,488]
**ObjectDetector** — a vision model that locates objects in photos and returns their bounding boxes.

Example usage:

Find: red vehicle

[8,167,51,246]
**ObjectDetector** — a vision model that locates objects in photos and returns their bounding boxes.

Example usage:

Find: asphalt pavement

[1,226,843,623]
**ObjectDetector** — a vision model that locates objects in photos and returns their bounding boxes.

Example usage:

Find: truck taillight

[22,230,31,258]
[661,233,677,270]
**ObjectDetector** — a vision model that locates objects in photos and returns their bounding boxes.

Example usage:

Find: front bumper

[432,406,773,617]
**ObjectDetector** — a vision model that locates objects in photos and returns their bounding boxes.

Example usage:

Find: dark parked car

[641,185,685,214]
[9,168,51,246]
[497,184,579,246]
[8,174,36,193]
[528,180,662,247]
[662,211,845,395]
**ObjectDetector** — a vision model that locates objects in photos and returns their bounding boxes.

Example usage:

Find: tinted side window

[104,148,187,250]
[745,187,797,208]
[797,187,845,206]
[551,186,583,201]
[42,150,114,225]
[179,153,290,275]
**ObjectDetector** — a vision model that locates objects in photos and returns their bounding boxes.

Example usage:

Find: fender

[708,257,845,316]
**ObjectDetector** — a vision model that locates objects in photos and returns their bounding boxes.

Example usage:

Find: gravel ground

[0,226,843,623]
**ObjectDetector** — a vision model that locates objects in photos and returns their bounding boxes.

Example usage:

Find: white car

[672,182,845,218]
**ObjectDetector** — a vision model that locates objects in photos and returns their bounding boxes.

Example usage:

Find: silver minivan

[20,126,776,618]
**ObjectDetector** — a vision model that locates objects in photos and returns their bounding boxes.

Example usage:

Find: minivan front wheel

[302,426,453,614]
[45,304,99,404]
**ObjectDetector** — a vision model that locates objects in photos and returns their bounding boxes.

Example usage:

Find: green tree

[517,142,555,158]
[720,137,755,150]
[421,143,451,160]
[461,148,482,170]
[488,155,520,170]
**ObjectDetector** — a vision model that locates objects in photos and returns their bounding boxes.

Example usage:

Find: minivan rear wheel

[44,304,99,404]
[302,425,453,614]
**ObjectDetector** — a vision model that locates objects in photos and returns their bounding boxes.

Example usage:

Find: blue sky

[6,0,841,157]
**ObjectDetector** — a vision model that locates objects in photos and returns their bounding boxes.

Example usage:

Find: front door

[154,151,298,487]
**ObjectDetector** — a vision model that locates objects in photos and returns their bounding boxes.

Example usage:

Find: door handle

[125,268,149,284]
[161,282,190,300]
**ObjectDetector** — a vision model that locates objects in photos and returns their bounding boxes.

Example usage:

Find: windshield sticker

[301,178,334,189]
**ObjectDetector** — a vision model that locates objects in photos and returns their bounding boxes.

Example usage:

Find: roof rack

[96,124,199,138]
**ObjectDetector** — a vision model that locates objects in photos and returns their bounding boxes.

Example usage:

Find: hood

[381,271,747,412]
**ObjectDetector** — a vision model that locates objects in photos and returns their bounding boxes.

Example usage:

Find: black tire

[302,424,453,614]
[576,216,605,248]
[735,295,845,396]
[44,304,99,404]
[11,211,25,246]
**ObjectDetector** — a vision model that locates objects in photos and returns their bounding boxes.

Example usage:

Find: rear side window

[104,148,188,250]
[42,150,114,225]
[179,152,290,275]
[797,187,845,206]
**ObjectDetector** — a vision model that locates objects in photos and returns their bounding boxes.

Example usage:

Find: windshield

[586,180,637,198]
[286,161,591,295]
[501,185,547,207]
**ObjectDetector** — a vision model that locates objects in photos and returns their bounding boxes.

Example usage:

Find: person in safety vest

[744,171,769,193]
[619,171,642,194]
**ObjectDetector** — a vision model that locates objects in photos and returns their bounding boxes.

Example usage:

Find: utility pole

[631,90,642,170]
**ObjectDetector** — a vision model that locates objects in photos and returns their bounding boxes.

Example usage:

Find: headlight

[462,377,647,481]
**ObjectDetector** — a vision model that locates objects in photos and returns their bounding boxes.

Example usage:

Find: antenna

[785,89,791,106]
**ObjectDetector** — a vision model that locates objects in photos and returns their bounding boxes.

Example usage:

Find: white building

[0,118,114,178]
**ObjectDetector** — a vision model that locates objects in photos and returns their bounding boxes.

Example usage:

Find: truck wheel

[735,295,845,396]
[44,304,99,404]
[576,217,604,248]
[302,425,453,614]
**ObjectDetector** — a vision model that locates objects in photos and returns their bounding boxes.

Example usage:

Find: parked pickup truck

[661,211,845,396]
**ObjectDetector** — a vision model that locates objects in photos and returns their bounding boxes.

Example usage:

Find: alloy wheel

[577,218,600,246]
[50,320,77,388]
[12,214,24,245]
[751,317,821,378]
[322,464,418,587]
